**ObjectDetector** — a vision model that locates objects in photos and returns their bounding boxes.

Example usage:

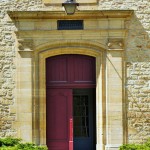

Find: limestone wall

[0,0,150,145]
[126,12,150,143]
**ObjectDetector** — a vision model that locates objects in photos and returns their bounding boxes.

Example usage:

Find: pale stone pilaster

[105,39,124,150]
[17,39,33,142]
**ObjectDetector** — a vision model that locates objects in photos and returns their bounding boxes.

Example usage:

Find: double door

[46,88,95,150]
[46,54,96,150]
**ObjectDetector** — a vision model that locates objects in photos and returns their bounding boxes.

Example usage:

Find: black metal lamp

[62,0,79,15]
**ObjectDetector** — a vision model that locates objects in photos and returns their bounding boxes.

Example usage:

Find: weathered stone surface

[127,62,150,143]
[0,0,149,147]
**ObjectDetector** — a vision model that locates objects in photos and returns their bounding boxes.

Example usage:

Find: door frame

[37,46,105,149]
[32,39,124,149]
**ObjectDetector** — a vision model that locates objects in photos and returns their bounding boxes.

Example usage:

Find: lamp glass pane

[64,4,76,15]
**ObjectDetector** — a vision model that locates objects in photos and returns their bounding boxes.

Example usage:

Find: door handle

[69,118,73,150]
[69,118,73,141]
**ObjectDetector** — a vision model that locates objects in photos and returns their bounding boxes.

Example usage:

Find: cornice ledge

[8,10,134,20]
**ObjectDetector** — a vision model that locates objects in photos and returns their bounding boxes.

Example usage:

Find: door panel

[46,55,96,87]
[73,89,95,150]
[46,89,73,150]
[46,55,68,85]
[70,55,96,84]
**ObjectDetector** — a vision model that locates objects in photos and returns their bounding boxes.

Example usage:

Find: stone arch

[35,40,106,54]
[32,41,105,150]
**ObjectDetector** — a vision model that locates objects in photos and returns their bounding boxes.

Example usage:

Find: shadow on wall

[126,13,150,62]
[125,13,150,144]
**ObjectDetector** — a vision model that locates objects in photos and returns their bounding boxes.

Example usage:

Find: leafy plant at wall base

[0,138,21,146]
[17,143,48,150]
[0,147,17,150]
[145,139,150,147]
[119,139,150,150]
[0,138,47,150]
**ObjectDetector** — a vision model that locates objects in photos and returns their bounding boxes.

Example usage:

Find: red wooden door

[46,89,73,150]
[46,55,96,150]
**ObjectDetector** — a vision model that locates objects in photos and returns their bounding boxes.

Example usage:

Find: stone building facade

[0,0,150,150]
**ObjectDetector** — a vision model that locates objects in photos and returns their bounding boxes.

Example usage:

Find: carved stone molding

[107,38,124,50]
[17,38,34,51]
[8,10,133,20]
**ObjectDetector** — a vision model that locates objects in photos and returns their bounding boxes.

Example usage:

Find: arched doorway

[46,54,96,150]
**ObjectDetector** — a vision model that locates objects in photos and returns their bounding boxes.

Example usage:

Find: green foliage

[0,137,21,147]
[0,146,17,150]
[119,139,150,150]
[17,143,48,150]
[0,138,47,150]
[145,138,150,147]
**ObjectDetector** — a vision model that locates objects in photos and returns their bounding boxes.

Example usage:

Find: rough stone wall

[0,0,150,144]
[0,0,43,137]
[127,62,150,143]
[0,2,16,137]
[125,8,150,143]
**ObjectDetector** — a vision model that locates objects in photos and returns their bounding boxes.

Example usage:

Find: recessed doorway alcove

[8,10,133,150]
